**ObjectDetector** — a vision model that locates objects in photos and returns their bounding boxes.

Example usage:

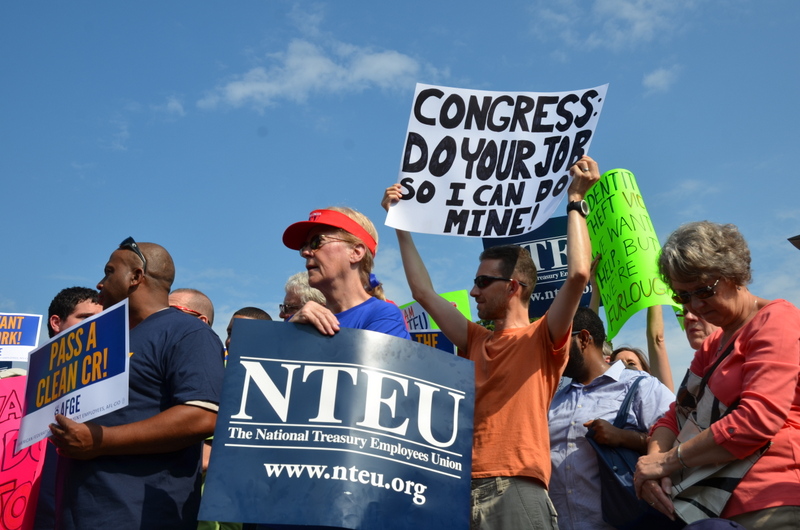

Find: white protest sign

[386,83,608,237]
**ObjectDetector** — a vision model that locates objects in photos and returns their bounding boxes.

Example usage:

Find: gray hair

[658,221,751,288]
[285,272,326,305]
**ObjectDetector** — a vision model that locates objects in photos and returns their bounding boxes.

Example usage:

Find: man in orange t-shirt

[382,156,599,529]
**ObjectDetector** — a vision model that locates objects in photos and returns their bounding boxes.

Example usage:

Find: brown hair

[479,245,537,305]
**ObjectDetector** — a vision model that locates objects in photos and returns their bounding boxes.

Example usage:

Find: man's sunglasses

[299,234,348,255]
[119,236,147,274]
[671,278,719,305]
[279,304,300,314]
[473,275,528,289]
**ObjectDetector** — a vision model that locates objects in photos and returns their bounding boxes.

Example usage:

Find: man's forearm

[100,404,217,455]
[395,229,469,350]
[396,230,437,304]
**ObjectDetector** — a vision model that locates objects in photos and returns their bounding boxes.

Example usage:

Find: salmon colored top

[464,313,569,486]
[654,299,800,518]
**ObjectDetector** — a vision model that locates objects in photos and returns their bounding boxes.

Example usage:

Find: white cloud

[756,269,800,307]
[69,161,96,181]
[101,118,129,151]
[651,178,721,220]
[70,162,95,171]
[198,39,422,111]
[655,179,719,201]
[776,210,800,221]
[152,95,186,117]
[0,295,19,312]
[530,0,698,51]
[642,65,682,94]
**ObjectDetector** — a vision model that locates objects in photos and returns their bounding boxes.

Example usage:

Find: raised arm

[588,253,602,314]
[646,305,674,391]
[382,185,469,350]
[546,156,599,343]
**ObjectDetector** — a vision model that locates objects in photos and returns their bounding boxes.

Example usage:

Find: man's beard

[563,340,588,382]
[477,297,508,321]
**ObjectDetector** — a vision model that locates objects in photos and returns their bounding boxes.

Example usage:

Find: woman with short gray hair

[279,271,326,321]
[634,221,800,528]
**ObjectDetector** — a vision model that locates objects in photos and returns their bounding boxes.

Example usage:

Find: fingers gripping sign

[382,183,404,213]
[288,301,341,336]
[568,155,601,197]
[49,414,104,460]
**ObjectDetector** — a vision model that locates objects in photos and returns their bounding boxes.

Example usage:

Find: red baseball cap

[282,209,378,256]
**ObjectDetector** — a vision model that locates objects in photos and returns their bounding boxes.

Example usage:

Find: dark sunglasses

[119,236,147,274]
[473,275,528,289]
[279,304,300,314]
[299,234,348,255]
[671,278,719,305]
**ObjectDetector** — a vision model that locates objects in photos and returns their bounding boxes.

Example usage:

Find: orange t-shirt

[464,314,569,486]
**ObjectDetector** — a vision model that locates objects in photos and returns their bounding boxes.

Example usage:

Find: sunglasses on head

[298,234,348,255]
[473,275,528,289]
[671,278,720,305]
[171,305,202,318]
[119,236,147,274]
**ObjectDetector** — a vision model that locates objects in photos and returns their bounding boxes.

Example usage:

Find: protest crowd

[3,94,800,530]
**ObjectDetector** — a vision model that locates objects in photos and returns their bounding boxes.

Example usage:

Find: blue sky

[2,1,799,387]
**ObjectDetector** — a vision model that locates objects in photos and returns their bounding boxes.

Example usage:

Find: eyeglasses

[299,234,348,255]
[473,275,528,289]
[171,305,203,318]
[671,279,720,305]
[119,236,147,274]
[279,304,300,314]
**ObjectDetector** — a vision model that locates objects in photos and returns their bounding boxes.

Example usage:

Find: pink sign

[1,376,46,530]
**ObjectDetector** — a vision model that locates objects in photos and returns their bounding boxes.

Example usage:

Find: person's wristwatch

[566,200,590,218]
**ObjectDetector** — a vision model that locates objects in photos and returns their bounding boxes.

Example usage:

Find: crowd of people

[9,154,800,530]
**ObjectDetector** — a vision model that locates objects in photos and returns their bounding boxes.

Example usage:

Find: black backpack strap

[695,341,736,406]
